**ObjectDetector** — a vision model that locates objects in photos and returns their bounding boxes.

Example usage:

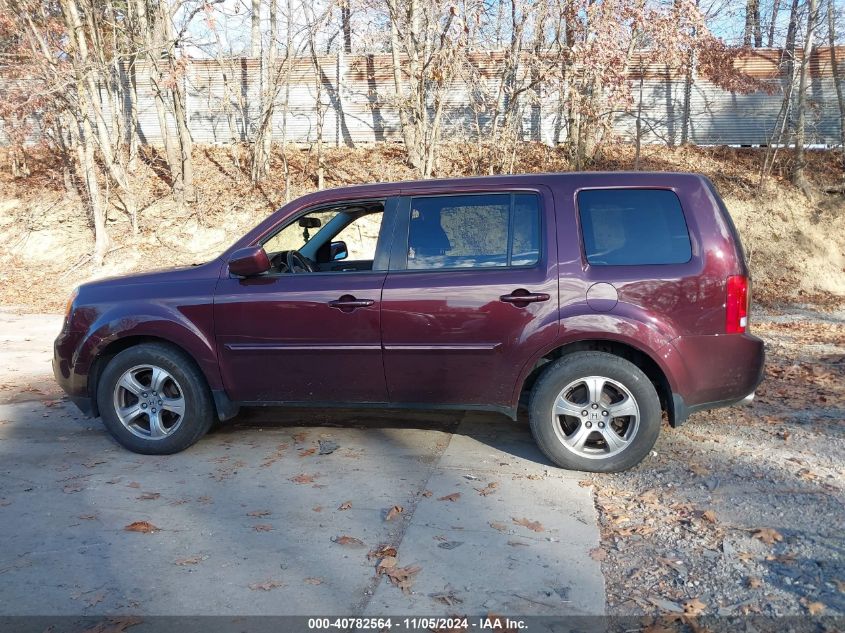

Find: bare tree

[828,0,845,176]
[793,0,820,195]
[745,0,763,46]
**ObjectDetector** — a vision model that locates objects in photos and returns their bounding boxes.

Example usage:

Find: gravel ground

[587,306,845,619]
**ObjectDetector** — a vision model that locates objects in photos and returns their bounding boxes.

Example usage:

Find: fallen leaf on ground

[512,517,544,532]
[381,563,421,594]
[124,521,159,534]
[248,579,285,591]
[253,524,273,532]
[475,482,499,496]
[85,592,106,607]
[291,432,307,443]
[332,535,364,547]
[368,544,397,560]
[438,492,461,502]
[377,556,397,572]
[507,540,530,547]
[303,577,323,585]
[338,501,352,511]
[82,459,106,469]
[753,527,783,545]
[63,483,85,494]
[385,505,404,521]
[312,505,323,512]
[290,473,316,484]
[79,514,97,520]
[747,576,763,588]
[247,510,271,517]
[806,601,826,615]
[834,579,845,593]
[683,598,707,616]
[174,556,205,566]
[82,616,143,633]
[431,591,463,606]
[590,547,607,561]
[298,448,316,457]
[137,492,160,501]
[127,482,141,489]
[701,510,718,523]
[489,521,508,533]
[421,490,432,497]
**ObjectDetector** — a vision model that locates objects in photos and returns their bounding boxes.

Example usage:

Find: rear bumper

[662,332,765,426]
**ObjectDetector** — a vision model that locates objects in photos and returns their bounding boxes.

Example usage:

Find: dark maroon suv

[53,173,764,472]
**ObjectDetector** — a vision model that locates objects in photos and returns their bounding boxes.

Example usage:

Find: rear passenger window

[578,189,691,266]
[406,193,540,269]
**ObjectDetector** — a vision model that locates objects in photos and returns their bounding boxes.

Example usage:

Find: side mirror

[330,240,348,261]
[228,245,271,277]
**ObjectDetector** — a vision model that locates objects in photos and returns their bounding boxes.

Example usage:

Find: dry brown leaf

[386,505,404,521]
[290,473,315,484]
[299,448,316,457]
[382,564,422,595]
[475,482,499,496]
[806,601,826,616]
[512,517,544,532]
[747,576,763,589]
[438,492,461,502]
[247,510,271,517]
[421,490,432,497]
[834,579,845,593]
[79,514,97,520]
[701,510,718,524]
[82,459,106,469]
[590,547,607,561]
[248,579,285,591]
[333,535,365,547]
[82,616,143,633]
[63,483,84,494]
[253,524,273,532]
[683,597,707,616]
[377,556,397,572]
[368,544,397,560]
[752,527,783,545]
[338,501,352,511]
[137,492,160,501]
[507,540,529,547]
[489,521,509,533]
[303,577,323,585]
[127,482,141,489]
[124,521,159,534]
[85,592,106,607]
[291,432,307,443]
[312,505,323,512]
[174,556,204,566]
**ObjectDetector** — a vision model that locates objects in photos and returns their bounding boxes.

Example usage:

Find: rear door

[380,187,559,412]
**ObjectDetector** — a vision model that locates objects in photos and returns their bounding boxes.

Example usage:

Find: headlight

[64,287,79,320]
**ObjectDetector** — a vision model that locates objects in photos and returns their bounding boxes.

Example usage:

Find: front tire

[528,351,661,473]
[97,343,214,454]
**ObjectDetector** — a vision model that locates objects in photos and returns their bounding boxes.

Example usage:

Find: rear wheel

[528,351,661,472]
[97,343,214,454]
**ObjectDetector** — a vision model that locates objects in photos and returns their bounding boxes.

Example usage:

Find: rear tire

[528,351,661,473]
[97,343,214,454]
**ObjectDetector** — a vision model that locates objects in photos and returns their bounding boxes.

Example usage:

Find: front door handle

[500,289,550,305]
[328,295,375,312]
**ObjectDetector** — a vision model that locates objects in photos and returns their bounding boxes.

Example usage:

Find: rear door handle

[328,295,375,311]
[500,290,550,305]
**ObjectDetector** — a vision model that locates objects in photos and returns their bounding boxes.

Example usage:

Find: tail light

[725,275,749,334]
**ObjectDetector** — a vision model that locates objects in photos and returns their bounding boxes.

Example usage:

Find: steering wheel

[286,249,316,274]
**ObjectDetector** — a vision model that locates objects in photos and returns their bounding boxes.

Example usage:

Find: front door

[380,189,559,412]
[214,200,395,404]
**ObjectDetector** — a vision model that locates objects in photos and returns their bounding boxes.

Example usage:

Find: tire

[528,351,661,473]
[96,343,215,455]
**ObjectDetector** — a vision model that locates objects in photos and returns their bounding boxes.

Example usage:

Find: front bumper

[53,329,94,417]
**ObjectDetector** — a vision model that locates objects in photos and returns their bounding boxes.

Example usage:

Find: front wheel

[528,351,661,473]
[97,343,215,455]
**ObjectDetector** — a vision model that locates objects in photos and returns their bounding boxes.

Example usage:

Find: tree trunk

[828,0,845,175]
[793,0,819,196]
[161,3,194,201]
[341,0,352,53]
[251,0,261,57]
[744,0,762,47]
[767,0,780,47]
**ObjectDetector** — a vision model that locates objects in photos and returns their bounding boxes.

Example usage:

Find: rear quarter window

[577,189,692,266]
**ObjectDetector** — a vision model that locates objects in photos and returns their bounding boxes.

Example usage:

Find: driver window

[263,209,340,255]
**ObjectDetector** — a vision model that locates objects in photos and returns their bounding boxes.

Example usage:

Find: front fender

[72,301,222,398]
